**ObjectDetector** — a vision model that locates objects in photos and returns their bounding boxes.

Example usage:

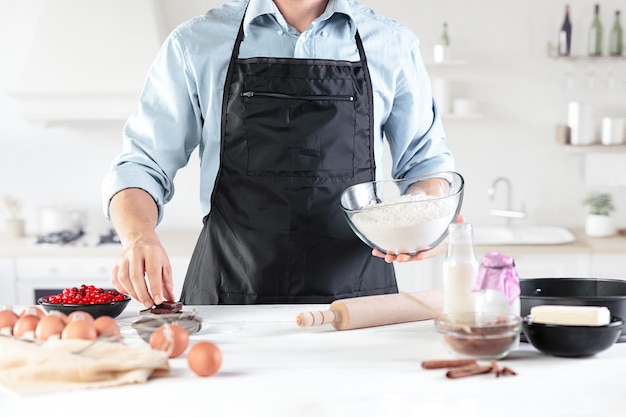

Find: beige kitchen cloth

[0,336,170,396]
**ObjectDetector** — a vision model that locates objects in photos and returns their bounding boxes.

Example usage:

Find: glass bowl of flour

[340,171,464,255]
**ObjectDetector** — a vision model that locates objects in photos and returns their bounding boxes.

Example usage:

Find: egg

[35,314,66,340]
[93,316,121,339]
[19,306,45,318]
[13,314,40,338]
[61,317,97,340]
[187,341,223,377]
[67,311,94,323]
[48,310,68,323]
[149,324,189,358]
[0,309,19,334]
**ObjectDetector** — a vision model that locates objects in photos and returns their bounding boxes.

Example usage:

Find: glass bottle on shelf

[609,10,623,56]
[442,223,477,315]
[558,4,572,56]
[588,3,603,56]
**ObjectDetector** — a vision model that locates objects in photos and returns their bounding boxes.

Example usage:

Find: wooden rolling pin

[296,290,443,330]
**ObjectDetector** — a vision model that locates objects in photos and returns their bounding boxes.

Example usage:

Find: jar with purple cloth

[473,252,521,317]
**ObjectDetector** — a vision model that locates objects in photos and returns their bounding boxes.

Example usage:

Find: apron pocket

[242,90,357,177]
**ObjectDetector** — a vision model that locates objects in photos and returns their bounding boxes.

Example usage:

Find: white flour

[350,193,457,254]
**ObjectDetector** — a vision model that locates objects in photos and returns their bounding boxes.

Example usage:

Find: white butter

[530,305,611,326]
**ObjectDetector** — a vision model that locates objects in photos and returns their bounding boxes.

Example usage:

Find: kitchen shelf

[548,53,625,63]
[442,112,483,120]
[561,144,626,153]
[427,59,468,67]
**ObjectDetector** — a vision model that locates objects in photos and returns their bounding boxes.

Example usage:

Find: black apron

[180,16,396,305]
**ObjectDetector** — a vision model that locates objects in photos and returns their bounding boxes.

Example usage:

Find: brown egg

[0,309,19,333]
[187,341,223,377]
[61,317,97,340]
[19,306,45,318]
[67,311,94,323]
[13,314,40,338]
[149,324,189,358]
[48,310,68,323]
[35,314,66,340]
[93,316,121,339]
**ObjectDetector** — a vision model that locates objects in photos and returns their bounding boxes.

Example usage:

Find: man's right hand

[108,188,176,308]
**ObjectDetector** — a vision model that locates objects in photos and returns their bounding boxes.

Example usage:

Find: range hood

[6,0,164,123]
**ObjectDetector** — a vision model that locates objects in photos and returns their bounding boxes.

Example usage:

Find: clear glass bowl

[435,312,522,360]
[340,171,464,255]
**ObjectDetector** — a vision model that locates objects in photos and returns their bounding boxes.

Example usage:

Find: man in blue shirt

[102,0,454,306]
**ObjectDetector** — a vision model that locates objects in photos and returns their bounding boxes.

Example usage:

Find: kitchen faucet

[488,177,526,227]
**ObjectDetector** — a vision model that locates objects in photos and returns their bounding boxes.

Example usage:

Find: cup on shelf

[567,102,596,145]
[601,117,625,145]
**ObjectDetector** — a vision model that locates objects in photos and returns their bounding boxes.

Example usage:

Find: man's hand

[109,188,176,308]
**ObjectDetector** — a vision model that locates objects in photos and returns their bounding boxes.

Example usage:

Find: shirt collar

[243,0,356,37]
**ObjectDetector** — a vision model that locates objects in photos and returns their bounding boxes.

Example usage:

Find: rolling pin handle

[296,309,339,327]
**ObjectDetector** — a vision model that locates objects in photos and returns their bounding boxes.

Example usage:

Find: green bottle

[609,10,623,56]
[588,3,603,56]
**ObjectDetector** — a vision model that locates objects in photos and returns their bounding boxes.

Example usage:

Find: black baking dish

[520,277,626,343]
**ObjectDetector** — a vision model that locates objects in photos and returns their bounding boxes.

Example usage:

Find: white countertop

[1,229,625,258]
[1,304,624,417]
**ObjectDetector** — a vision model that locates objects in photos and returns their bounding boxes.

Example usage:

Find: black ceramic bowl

[522,315,623,357]
[520,278,626,342]
[38,295,131,319]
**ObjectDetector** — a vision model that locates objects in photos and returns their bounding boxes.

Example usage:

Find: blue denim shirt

[102,0,453,223]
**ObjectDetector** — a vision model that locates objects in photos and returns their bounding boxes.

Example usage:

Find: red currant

[44,285,126,305]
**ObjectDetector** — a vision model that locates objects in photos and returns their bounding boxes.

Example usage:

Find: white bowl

[340,171,464,255]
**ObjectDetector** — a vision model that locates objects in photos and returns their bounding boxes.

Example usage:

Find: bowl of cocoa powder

[434,313,522,360]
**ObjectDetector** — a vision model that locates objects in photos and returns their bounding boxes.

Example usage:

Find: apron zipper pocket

[240,91,354,102]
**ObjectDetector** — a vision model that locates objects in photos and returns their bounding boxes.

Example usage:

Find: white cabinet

[0,258,16,306]
[589,254,626,280]
[511,253,590,278]
[14,256,191,305]
[168,256,191,301]
[394,256,444,292]
[15,257,115,305]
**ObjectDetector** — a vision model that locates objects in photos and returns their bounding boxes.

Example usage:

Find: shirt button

[321,31,328,37]
[277,30,284,36]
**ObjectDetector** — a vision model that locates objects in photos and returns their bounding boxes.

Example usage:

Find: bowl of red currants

[38,285,131,319]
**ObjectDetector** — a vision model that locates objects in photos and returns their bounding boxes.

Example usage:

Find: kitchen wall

[0,0,625,237]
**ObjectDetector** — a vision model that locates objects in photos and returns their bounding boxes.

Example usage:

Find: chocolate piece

[140,301,184,315]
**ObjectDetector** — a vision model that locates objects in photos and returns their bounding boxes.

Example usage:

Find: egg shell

[47,310,68,323]
[13,314,40,338]
[149,324,189,358]
[187,341,223,377]
[35,314,66,340]
[61,317,97,340]
[20,306,45,318]
[94,316,121,339]
[67,311,94,323]
[0,309,19,331]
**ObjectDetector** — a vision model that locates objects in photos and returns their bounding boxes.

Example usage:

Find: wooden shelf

[561,144,626,153]
[548,54,625,63]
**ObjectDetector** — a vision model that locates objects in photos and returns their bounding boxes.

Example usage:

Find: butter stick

[530,305,611,326]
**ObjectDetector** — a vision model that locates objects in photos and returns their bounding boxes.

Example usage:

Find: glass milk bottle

[442,223,478,315]
[473,252,521,317]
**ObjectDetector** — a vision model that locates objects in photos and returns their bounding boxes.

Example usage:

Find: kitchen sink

[473,226,575,245]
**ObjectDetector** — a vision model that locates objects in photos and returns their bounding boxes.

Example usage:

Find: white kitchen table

[1,304,624,417]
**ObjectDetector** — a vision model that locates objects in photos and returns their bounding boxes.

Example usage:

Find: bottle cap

[473,252,520,304]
